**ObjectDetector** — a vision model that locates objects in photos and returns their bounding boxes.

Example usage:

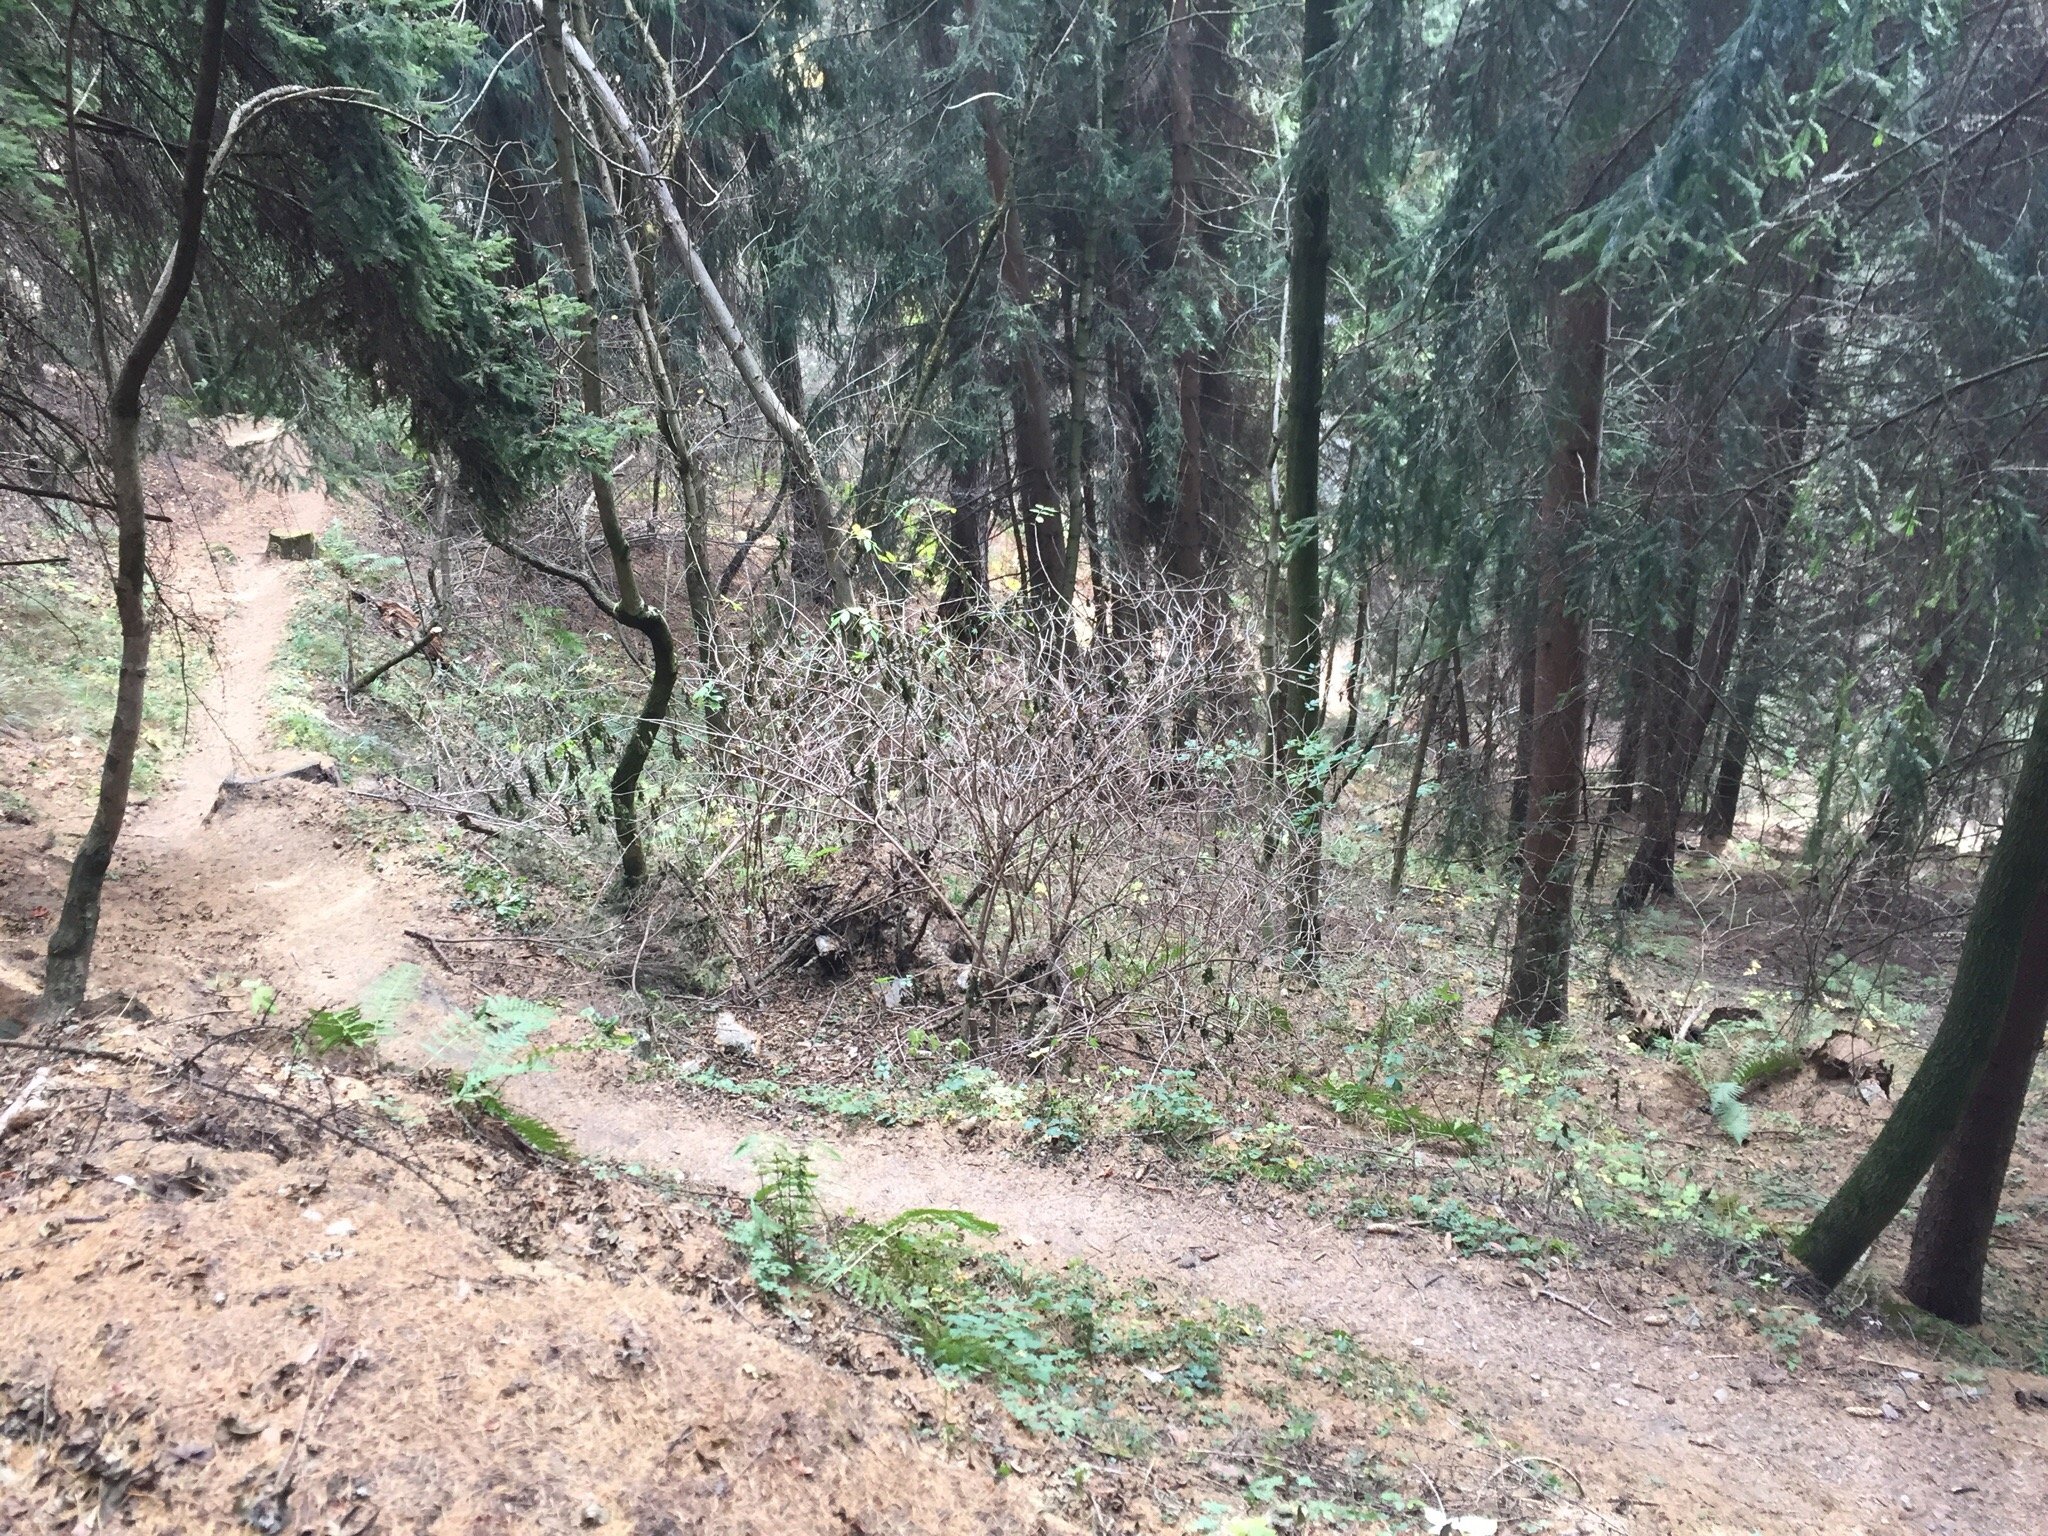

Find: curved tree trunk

[583,92,716,675]
[1900,883,2048,1323]
[1792,689,2048,1289]
[559,22,854,611]
[1500,280,1610,1032]
[41,0,230,1022]
[538,0,677,889]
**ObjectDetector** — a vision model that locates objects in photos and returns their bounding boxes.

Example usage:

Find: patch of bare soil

[7,444,2048,1535]
[0,1044,1048,1536]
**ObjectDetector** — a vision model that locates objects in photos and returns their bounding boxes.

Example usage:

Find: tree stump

[267,529,319,560]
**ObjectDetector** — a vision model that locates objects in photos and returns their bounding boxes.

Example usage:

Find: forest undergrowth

[265,492,2048,1388]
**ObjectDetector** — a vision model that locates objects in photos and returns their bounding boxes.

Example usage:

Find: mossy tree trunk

[1792,689,2048,1290]
[41,0,230,1021]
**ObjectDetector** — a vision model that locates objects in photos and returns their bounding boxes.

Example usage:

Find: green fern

[1705,1080,1751,1145]
[465,1091,569,1155]
[731,1138,826,1298]
[303,1004,385,1054]
[1699,1044,1805,1146]
[1732,1044,1803,1093]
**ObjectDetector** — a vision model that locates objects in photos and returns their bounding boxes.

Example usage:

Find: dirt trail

[136,422,328,835]
[61,463,2048,1536]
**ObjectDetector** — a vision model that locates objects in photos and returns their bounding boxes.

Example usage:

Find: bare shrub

[690,602,1289,1062]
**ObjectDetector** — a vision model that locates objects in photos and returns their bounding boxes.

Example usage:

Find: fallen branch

[402,928,574,948]
[347,625,443,697]
[1537,1287,1616,1327]
[0,556,70,568]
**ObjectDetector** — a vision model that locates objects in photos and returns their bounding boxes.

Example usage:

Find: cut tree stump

[267,529,319,560]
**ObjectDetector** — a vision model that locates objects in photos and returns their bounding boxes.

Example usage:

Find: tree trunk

[1863,638,1953,883]
[539,0,677,889]
[1704,270,1832,842]
[1705,515,1788,842]
[1618,583,1698,907]
[1508,597,1537,841]
[560,28,854,610]
[966,0,1065,613]
[1499,281,1610,1033]
[1792,689,2048,1289]
[41,0,230,1022]
[938,456,989,626]
[1899,883,2048,1323]
[1273,0,1338,971]
[584,94,715,674]
[1390,658,1443,896]
[1165,0,1208,609]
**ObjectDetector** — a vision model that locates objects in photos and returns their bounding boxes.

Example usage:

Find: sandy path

[79,459,2048,1536]
[135,424,329,836]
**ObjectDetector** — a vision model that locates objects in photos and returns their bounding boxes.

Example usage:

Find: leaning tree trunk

[1499,280,1610,1032]
[1705,515,1789,841]
[1272,0,1338,971]
[1792,688,2048,1290]
[1389,656,1444,896]
[584,97,715,675]
[538,0,677,890]
[40,0,230,1022]
[1899,882,2048,1323]
[559,22,854,611]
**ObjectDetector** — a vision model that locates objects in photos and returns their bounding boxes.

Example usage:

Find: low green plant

[1205,1121,1322,1187]
[1691,1041,1805,1146]
[434,993,569,1155]
[302,1004,385,1054]
[1315,1076,1486,1149]
[1124,1071,1223,1152]
[731,1137,827,1297]
[1408,1194,1570,1263]
[1023,1087,1095,1151]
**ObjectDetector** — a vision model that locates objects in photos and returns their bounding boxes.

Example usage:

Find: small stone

[713,1012,760,1059]
[580,1501,606,1526]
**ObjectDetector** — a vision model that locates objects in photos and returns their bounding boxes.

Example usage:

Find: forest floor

[4,439,2048,1535]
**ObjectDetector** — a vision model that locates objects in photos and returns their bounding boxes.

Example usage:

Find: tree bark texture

[1792,689,2048,1289]
[965,0,1065,612]
[1900,883,2048,1323]
[1704,272,1831,842]
[539,0,677,887]
[42,0,230,1021]
[1500,281,1610,1032]
[1273,0,1338,970]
